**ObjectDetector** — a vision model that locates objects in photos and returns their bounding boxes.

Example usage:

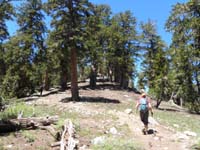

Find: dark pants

[140,110,149,126]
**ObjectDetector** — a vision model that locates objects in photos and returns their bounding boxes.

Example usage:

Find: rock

[109,127,118,135]
[91,136,106,145]
[5,145,13,149]
[176,133,190,140]
[125,109,132,114]
[173,124,179,128]
[184,131,197,137]
[124,95,129,97]
[154,137,159,140]
[140,89,145,93]
[79,145,87,150]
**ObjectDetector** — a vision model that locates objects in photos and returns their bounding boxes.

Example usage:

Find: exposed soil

[0,82,198,150]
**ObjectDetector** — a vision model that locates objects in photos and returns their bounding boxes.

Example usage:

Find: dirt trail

[32,87,194,150]
[116,111,191,150]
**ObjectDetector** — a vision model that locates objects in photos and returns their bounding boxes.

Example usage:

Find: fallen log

[51,119,79,150]
[0,116,58,133]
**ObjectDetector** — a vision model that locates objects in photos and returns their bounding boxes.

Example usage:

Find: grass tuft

[92,137,143,150]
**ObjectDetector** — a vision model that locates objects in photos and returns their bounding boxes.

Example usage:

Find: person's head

[141,93,146,98]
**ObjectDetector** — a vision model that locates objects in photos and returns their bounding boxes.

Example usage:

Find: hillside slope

[1,83,199,150]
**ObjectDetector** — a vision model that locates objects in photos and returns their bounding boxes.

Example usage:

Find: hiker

[136,93,153,134]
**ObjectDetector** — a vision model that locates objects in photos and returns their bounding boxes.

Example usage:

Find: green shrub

[0,102,34,120]
[186,101,200,114]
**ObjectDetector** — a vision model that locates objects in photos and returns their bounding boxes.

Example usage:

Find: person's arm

[135,100,139,112]
[148,98,153,116]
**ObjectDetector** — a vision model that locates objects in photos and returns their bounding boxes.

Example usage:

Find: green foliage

[155,110,200,136]
[0,0,47,98]
[92,137,143,150]
[139,20,169,107]
[0,0,14,42]
[1,35,34,98]
[0,0,14,88]
[165,0,200,111]
[107,11,137,88]
[22,131,36,143]
[0,102,34,120]
[186,101,200,113]
[0,96,8,107]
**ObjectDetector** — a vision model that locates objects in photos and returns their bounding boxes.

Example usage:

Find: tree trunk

[114,65,121,83]
[89,65,97,89]
[70,48,79,101]
[156,99,162,108]
[61,71,68,90]
[120,66,128,89]
[44,70,50,90]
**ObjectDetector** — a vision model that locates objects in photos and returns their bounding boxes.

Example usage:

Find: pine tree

[0,0,14,84]
[84,4,112,89]
[139,20,168,107]
[107,11,137,88]
[2,0,46,98]
[46,0,93,100]
[166,0,200,111]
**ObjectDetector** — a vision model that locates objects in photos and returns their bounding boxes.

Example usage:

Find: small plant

[92,137,143,150]
[191,139,200,150]
[0,102,34,120]
[155,110,200,136]
[22,131,36,143]
[0,143,5,150]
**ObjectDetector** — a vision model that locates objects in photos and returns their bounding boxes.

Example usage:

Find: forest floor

[0,82,200,150]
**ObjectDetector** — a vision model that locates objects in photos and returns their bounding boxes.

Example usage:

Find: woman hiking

[136,92,153,135]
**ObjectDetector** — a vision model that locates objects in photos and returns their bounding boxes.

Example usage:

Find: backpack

[139,98,148,111]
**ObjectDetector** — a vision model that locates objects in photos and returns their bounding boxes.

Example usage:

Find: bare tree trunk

[61,71,67,90]
[156,99,162,108]
[180,98,183,107]
[89,65,97,89]
[52,119,78,150]
[70,48,79,101]
[44,70,49,90]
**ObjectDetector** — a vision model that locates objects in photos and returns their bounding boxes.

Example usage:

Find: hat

[141,93,146,97]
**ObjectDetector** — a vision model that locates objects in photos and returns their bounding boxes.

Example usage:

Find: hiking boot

[142,128,147,135]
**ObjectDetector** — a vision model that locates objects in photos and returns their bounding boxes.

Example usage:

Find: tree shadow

[61,96,120,104]
[0,121,20,134]
[79,83,139,93]
[24,89,60,102]
[24,97,39,102]
[79,83,121,90]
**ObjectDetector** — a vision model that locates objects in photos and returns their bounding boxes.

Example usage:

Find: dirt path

[32,87,194,150]
[116,111,191,150]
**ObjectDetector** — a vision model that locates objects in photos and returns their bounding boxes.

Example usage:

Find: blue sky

[89,0,188,46]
